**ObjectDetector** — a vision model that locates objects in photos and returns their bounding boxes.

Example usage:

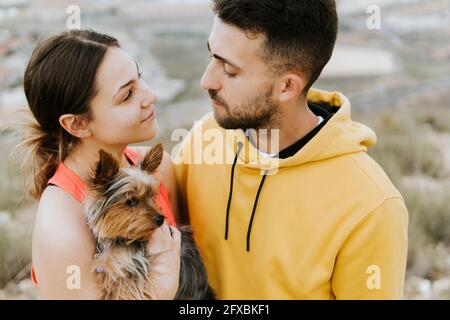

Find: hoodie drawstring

[246,173,267,252]
[225,142,243,240]
[225,141,268,252]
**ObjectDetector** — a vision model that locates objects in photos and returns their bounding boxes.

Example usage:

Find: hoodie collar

[226,88,377,171]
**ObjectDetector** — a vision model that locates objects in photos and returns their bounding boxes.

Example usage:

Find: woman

[16,29,181,299]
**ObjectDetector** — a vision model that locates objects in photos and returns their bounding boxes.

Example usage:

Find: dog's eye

[125,198,139,207]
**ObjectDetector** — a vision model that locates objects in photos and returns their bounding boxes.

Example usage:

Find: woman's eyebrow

[114,61,140,98]
[135,60,140,74]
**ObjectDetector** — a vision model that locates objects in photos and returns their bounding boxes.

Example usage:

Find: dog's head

[86,143,166,243]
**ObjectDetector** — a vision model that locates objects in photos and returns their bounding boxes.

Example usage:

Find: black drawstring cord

[225,142,244,240]
[246,172,267,252]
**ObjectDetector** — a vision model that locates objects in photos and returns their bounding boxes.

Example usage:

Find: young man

[175,0,408,299]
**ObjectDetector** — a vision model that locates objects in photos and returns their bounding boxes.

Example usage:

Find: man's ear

[90,150,120,192]
[141,143,163,174]
[275,73,305,103]
[59,114,91,139]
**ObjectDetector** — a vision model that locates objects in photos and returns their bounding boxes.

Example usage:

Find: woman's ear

[275,73,305,103]
[59,114,91,138]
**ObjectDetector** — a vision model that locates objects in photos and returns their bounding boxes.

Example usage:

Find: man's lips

[141,111,155,123]
[212,99,222,107]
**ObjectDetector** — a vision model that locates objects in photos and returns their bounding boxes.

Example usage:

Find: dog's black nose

[154,214,165,226]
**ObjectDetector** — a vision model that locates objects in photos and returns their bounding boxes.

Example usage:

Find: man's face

[201,17,280,130]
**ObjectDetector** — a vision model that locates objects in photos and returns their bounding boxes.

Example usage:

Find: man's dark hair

[212,0,338,93]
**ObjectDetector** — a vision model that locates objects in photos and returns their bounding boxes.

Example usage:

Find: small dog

[85,143,214,300]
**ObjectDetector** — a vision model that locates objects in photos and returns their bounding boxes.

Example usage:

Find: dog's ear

[141,143,163,174]
[90,150,120,191]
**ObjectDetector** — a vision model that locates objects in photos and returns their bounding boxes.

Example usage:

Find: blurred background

[0,0,449,299]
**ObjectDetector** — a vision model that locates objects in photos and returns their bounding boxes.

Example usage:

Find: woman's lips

[141,111,155,123]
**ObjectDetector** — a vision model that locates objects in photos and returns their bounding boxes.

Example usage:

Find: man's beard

[208,84,279,130]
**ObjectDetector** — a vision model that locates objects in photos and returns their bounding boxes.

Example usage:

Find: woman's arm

[33,186,101,299]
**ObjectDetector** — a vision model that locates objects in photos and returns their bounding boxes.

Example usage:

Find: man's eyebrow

[207,41,241,70]
[114,61,140,98]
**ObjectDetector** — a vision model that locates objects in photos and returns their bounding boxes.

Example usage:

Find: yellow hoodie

[174,88,408,299]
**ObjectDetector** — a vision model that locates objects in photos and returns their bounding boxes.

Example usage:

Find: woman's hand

[146,221,181,300]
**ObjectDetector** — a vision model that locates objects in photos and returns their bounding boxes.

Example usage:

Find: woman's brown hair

[14,29,119,199]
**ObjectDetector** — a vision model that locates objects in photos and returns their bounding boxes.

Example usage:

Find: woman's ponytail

[12,110,68,199]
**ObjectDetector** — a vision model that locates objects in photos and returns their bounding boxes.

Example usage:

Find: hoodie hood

[228,88,378,172]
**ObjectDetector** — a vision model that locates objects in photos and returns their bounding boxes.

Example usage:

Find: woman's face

[87,47,158,147]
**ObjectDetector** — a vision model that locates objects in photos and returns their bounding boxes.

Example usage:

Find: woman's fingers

[169,226,181,252]
[147,221,181,256]
[146,223,182,299]
[148,223,181,299]
[169,225,181,240]
[160,221,171,236]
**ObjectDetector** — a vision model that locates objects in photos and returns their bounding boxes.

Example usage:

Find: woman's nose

[141,83,157,108]
[141,95,156,108]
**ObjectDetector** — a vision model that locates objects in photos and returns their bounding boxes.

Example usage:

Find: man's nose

[200,61,221,91]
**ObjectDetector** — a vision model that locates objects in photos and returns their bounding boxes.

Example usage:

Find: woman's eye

[123,89,133,102]
[122,73,142,102]
[125,198,139,207]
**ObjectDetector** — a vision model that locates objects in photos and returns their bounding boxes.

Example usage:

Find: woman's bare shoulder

[35,186,88,235]
[34,186,94,263]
